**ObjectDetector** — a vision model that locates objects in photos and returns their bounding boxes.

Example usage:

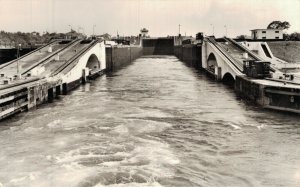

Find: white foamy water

[0,56,300,187]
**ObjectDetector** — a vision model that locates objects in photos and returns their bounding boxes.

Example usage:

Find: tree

[289,32,300,41]
[267,21,290,30]
[236,35,247,39]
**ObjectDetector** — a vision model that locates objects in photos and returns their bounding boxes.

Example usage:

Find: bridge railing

[224,37,262,61]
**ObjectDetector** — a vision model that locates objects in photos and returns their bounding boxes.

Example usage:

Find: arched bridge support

[202,40,242,82]
[61,41,106,93]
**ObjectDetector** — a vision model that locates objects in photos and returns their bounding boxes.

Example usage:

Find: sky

[0,0,299,37]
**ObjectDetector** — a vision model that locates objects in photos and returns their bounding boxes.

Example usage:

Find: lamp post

[210,24,214,36]
[178,24,181,36]
[17,44,21,79]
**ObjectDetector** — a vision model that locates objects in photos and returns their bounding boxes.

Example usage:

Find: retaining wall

[106,46,143,71]
[174,44,202,69]
[235,75,300,113]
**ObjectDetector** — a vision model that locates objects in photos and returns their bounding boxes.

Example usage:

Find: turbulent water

[0,56,300,187]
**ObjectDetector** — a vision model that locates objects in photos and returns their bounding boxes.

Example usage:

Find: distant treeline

[0,30,84,48]
[283,33,300,41]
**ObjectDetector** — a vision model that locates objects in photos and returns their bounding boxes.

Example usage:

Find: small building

[251,29,283,40]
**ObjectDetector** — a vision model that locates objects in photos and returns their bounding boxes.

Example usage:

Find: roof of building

[250,29,283,31]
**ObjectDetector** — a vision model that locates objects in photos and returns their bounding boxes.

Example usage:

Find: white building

[251,29,283,40]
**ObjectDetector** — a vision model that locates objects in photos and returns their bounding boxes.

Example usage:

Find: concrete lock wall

[106,46,143,72]
[235,75,300,113]
[142,38,174,55]
[174,44,202,69]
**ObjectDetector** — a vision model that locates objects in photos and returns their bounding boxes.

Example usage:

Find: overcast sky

[0,0,299,37]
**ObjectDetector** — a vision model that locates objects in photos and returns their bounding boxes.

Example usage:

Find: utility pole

[178,24,181,35]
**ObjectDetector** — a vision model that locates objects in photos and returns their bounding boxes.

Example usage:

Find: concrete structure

[201,36,299,113]
[0,38,143,120]
[251,29,283,40]
[0,39,107,119]
[239,41,300,80]
[236,75,300,114]
[106,45,143,71]
[1,34,299,118]
[54,41,106,86]
[140,28,149,38]
[174,44,202,69]
[239,41,287,72]
[174,36,195,46]
[201,37,252,82]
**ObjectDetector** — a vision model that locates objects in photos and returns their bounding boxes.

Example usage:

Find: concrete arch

[207,53,218,66]
[61,41,106,84]
[207,53,218,73]
[86,54,101,71]
[222,72,235,85]
[202,41,244,81]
